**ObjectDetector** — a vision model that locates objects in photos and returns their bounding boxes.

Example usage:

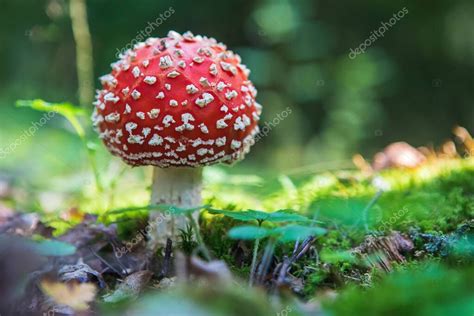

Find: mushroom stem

[149,167,203,246]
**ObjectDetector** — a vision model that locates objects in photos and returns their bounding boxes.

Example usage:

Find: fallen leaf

[372,142,426,171]
[61,207,86,222]
[59,263,106,288]
[453,125,474,153]
[103,270,153,303]
[0,212,53,237]
[353,232,414,272]
[40,279,97,311]
[57,216,117,261]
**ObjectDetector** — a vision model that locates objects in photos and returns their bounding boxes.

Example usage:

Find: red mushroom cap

[93,31,262,167]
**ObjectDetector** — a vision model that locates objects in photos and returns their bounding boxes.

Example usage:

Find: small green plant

[210,208,325,285]
[208,208,312,225]
[179,224,198,255]
[101,203,212,260]
[16,99,103,192]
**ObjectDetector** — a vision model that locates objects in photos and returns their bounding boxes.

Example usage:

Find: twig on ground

[108,240,129,275]
[88,246,125,278]
[275,236,316,287]
[255,238,276,285]
[159,238,173,279]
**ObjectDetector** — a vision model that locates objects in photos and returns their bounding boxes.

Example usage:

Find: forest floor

[0,147,473,315]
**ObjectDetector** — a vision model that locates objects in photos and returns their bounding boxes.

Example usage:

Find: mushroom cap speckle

[93,31,262,168]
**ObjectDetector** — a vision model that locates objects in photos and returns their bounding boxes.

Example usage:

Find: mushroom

[92,31,262,245]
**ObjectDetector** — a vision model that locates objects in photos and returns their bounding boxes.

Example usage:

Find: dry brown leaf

[60,207,86,222]
[440,140,458,158]
[453,125,474,154]
[103,270,153,303]
[352,153,373,174]
[40,279,97,311]
[372,142,426,171]
[353,232,414,272]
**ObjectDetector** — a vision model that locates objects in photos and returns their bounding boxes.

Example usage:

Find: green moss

[303,270,327,295]
[201,158,473,298]
[305,160,474,236]
[324,264,474,316]
[201,215,240,260]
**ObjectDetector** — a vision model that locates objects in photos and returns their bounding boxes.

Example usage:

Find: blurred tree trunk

[69,0,94,108]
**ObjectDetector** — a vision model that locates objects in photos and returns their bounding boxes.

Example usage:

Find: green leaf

[228,226,270,240]
[208,209,266,221]
[228,223,326,242]
[32,239,77,256]
[16,99,86,138]
[16,99,85,115]
[103,204,210,216]
[208,208,311,223]
[169,205,211,215]
[258,210,312,223]
[271,225,327,242]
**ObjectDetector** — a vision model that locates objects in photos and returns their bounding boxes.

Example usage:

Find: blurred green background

[0,0,473,178]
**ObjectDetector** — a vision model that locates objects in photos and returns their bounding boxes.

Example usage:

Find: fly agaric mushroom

[92,31,262,244]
